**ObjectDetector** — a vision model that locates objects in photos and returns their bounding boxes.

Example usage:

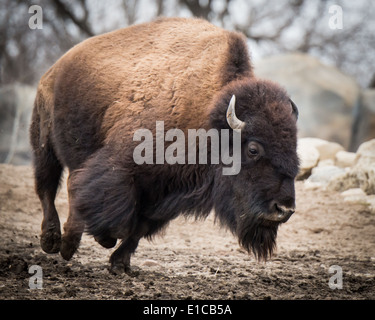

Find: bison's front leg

[109,236,140,275]
[108,217,168,275]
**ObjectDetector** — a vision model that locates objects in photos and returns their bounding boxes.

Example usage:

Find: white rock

[307,165,345,184]
[317,142,344,161]
[324,139,375,195]
[304,180,323,190]
[318,159,335,167]
[352,140,375,195]
[366,195,375,214]
[341,188,367,204]
[355,139,375,168]
[335,151,357,168]
[327,167,375,195]
[356,168,375,195]
[341,188,366,197]
[141,259,160,267]
[299,138,344,160]
[297,139,320,179]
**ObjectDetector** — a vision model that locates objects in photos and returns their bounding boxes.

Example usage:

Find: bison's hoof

[109,263,139,277]
[40,229,61,254]
[60,234,80,260]
[94,235,117,248]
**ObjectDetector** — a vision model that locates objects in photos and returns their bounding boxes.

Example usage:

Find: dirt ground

[0,163,374,300]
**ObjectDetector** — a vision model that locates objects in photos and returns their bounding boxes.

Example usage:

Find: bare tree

[0,0,88,85]
[1,0,374,87]
[52,0,94,36]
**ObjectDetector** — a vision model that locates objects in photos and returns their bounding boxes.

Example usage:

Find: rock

[307,165,345,185]
[366,196,375,214]
[0,83,36,165]
[335,151,357,168]
[349,89,375,151]
[297,139,319,179]
[318,159,335,167]
[141,259,160,267]
[354,139,375,168]
[328,144,375,192]
[304,180,324,190]
[296,138,344,179]
[327,168,375,195]
[298,138,375,194]
[340,188,367,204]
[326,171,357,193]
[299,138,344,161]
[356,168,375,195]
[255,53,360,148]
[317,142,344,161]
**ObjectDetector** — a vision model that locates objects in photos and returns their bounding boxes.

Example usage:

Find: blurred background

[1,0,374,165]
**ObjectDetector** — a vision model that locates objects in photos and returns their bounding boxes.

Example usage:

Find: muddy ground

[0,164,374,300]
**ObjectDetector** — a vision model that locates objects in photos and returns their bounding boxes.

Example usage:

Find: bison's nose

[264,202,295,222]
[275,203,295,216]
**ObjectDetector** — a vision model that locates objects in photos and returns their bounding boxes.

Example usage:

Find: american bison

[30,17,299,274]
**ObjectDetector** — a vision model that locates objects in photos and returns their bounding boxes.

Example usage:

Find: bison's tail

[29,89,52,152]
[69,148,137,241]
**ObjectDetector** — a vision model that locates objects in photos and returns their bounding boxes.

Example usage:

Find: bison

[30,17,299,274]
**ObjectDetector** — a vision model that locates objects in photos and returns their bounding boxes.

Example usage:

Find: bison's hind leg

[31,141,63,254]
[30,94,64,254]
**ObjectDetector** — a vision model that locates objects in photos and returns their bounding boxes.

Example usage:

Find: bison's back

[37,18,252,168]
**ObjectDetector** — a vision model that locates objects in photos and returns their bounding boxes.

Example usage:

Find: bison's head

[210,79,299,261]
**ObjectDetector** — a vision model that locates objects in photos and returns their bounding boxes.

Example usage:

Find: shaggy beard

[237,215,279,261]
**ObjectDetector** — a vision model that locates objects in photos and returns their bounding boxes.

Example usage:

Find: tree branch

[52,0,94,36]
[178,0,212,19]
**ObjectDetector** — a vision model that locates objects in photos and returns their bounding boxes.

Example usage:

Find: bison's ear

[289,99,298,121]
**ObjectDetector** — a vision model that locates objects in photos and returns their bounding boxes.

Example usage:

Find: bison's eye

[247,141,264,160]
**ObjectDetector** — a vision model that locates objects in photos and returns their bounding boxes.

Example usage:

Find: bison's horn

[226,95,245,130]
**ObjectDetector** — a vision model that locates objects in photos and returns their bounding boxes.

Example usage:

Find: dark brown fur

[30,17,299,273]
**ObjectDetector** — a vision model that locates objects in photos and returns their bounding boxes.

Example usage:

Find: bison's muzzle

[265,203,295,223]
